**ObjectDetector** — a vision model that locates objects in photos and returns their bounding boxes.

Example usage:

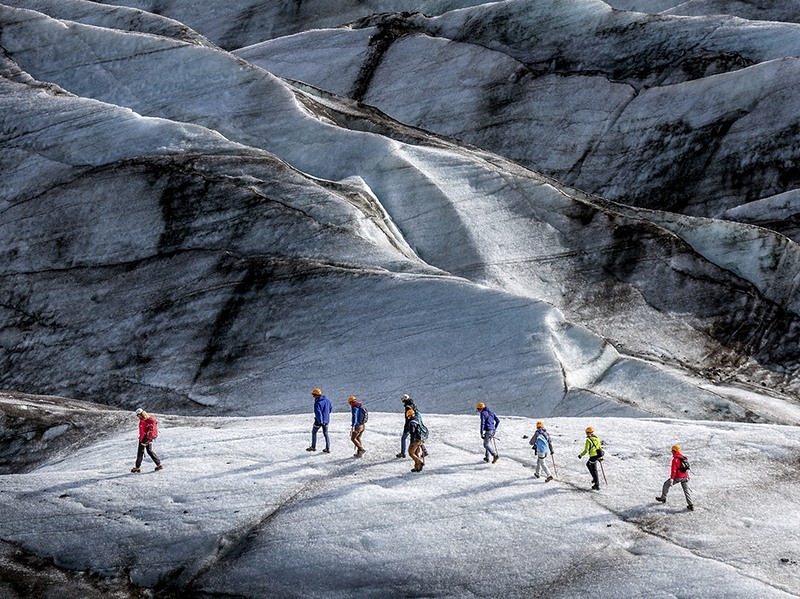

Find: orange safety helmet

[671,445,681,452]
[348,396,357,404]
[536,421,544,428]
[476,402,486,410]
[585,426,594,434]
[311,388,322,397]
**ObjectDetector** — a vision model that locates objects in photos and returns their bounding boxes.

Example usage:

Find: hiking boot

[322,448,330,453]
[687,504,694,511]
[591,484,600,491]
[545,476,553,482]
[533,473,540,478]
[411,467,419,472]
[354,452,363,458]
[483,457,490,462]
[655,496,666,503]
[130,467,141,473]
[396,452,406,458]
[418,462,424,472]
[154,464,163,471]
[492,454,500,464]
[306,447,316,452]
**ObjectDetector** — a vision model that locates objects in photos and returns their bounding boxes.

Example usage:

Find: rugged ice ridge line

[238,9,800,223]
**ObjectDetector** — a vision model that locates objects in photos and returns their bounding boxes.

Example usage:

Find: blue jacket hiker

[529,421,554,482]
[578,426,603,490]
[476,402,500,463]
[307,388,332,453]
[349,396,367,457]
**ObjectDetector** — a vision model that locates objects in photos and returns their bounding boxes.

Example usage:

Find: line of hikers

[129,390,694,509]
[305,388,429,472]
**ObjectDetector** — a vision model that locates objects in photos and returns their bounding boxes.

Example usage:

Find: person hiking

[397,394,415,458]
[349,396,367,457]
[406,408,428,473]
[476,402,500,463]
[656,445,694,511]
[397,394,428,459]
[578,426,603,490]
[131,408,162,473]
[307,388,332,453]
[529,420,554,482]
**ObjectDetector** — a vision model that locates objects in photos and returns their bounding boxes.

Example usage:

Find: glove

[578,454,582,459]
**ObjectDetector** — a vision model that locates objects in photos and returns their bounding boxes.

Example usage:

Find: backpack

[359,406,369,425]
[678,456,690,473]
[417,420,429,442]
[146,417,159,439]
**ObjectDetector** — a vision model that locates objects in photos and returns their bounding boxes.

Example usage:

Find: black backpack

[359,405,369,425]
[678,456,690,473]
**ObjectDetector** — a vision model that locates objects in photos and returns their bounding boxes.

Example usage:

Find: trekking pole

[599,460,608,485]
[551,454,558,477]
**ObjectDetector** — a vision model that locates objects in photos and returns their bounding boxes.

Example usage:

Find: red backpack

[146,417,159,439]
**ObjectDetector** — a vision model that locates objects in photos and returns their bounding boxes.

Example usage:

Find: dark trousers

[136,441,161,468]
[587,457,600,486]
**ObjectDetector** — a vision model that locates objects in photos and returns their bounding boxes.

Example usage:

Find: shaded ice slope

[663,0,800,23]
[90,0,488,49]
[0,393,798,597]
[1,0,212,46]
[0,74,573,416]
[0,69,643,417]
[236,1,800,221]
[2,5,800,411]
[723,189,800,243]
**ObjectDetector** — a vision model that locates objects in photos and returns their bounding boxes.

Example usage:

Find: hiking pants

[662,477,693,506]
[351,424,365,453]
[312,422,330,450]
[136,440,161,468]
[483,429,498,459]
[535,450,552,478]
[409,440,424,470]
[587,457,600,487]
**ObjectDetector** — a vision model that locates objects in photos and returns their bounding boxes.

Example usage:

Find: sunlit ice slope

[0,392,798,597]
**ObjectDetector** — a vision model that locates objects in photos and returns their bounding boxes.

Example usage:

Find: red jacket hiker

[656,445,693,510]
[670,450,689,481]
[131,408,162,473]
[139,414,159,443]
